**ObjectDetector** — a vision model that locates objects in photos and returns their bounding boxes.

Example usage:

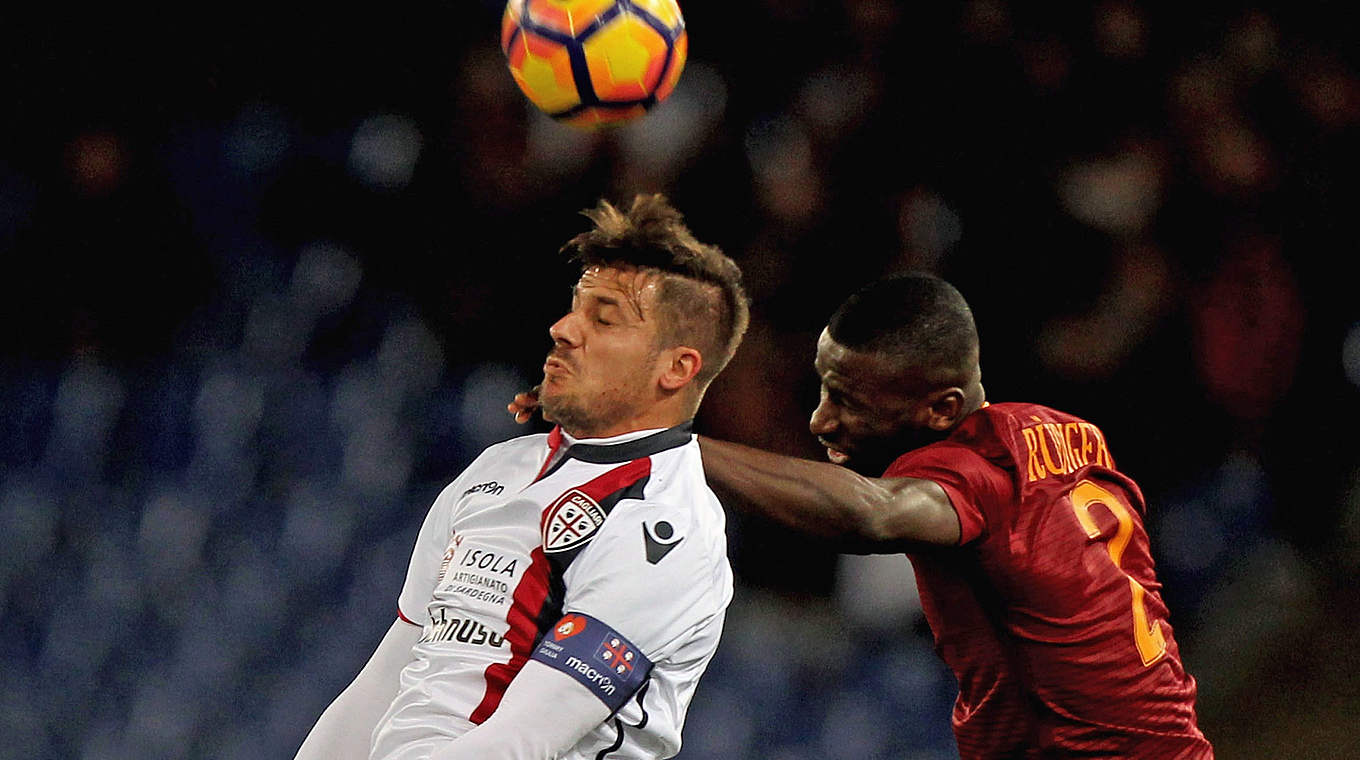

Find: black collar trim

[564,420,694,464]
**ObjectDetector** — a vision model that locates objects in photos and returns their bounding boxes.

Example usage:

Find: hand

[507,385,542,424]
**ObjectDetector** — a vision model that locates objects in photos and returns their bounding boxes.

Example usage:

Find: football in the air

[501,0,688,128]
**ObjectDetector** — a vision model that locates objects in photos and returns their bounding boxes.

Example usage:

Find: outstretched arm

[697,436,961,549]
[429,661,610,760]
[294,619,420,760]
[506,388,959,547]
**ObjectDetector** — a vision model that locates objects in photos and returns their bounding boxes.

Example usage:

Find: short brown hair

[563,194,750,389]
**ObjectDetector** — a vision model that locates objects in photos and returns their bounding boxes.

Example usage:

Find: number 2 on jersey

[1070,479,1168,667]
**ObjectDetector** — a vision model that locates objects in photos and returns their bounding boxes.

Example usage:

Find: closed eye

[828,388,862,411]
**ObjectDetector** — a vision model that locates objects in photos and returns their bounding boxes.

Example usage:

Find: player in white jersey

[373,421,729,760]
[294,194,750,760]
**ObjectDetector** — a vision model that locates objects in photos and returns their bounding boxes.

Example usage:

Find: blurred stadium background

[4,1,1360,757]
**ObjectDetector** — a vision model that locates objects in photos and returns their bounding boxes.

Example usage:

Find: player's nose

[809,397,838,436]
[549,312,581,347]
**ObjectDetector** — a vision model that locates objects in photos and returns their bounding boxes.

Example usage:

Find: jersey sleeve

[885,443,1012,546]
[530,500,723,696]
[528,496,727,714]
[561,499,725,657]
[395,452,497,626]
[396,486,455,627]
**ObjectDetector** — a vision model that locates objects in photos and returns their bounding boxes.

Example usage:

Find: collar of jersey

[547,420,694,465]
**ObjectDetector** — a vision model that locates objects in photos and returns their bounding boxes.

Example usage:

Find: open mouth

[819,439,851,465]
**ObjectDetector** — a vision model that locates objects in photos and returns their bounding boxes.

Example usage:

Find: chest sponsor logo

[419,607,508,648]
[457,548,518,576]
[542,490,607,553]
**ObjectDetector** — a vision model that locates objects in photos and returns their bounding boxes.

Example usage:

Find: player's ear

[658,346,703,391]
[924,387,966,431]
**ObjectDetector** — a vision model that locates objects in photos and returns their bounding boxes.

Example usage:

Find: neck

[965,380,986,416]
[562,406,690,440]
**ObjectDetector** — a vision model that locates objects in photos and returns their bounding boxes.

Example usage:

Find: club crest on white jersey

[543,489,607,553]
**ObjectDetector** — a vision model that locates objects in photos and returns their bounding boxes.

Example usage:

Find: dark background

[3,1,1359,757]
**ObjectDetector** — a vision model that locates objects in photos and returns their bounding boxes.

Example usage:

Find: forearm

[698,436,894,541]
[697,436,961,547]
[295,620,418,760]
[428,661,609,760]
[295,691,384,760]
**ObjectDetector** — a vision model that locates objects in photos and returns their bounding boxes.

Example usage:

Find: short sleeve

[885,443,1012,546]
[559,499,728,661]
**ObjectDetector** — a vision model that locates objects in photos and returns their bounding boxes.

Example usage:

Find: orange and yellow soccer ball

[501,0,688,128]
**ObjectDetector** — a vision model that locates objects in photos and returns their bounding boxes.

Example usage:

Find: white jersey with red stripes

[370,422,732,760]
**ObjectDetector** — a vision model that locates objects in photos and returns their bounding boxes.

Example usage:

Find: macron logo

[462,481,505,498]
[564,656,616,696]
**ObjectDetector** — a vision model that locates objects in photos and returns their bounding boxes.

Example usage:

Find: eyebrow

[571,285,620,304]
[815,361,858,396]
[573,289,634,323]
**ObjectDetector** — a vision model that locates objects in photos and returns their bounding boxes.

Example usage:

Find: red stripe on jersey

[471,456,653,724]
[533,426,566,481]
[538,457,652,542]
[396,608,420,627]
[469,545,553,724]
[575,456,651,507]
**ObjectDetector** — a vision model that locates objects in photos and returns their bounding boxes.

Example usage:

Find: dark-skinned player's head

[809,273,986,475]
[539,194,750,438]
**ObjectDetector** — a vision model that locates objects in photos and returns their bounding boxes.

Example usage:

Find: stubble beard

[540,347,660,438]
[539,386,635,439]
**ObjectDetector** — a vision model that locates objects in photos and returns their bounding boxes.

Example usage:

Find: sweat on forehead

[578,265,663,313]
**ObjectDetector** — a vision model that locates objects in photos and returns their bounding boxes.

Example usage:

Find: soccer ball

[501,0,688,128]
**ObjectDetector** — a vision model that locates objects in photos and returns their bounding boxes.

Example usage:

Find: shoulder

[883,436,1015,532]
[941,402,1105,461]
[586,448,727,567]
[885,438,999,479]
[431,432,550,501]
[482,431,552,457]
[970,402,1118,471]
[460,432,550,473]
[637,444,725,529]
[977,401,1093,426]
[882,405,1083,477]
[638,440,714,503]
[565,491,731,615]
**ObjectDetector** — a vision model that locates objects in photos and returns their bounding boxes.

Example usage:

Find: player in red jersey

[511,272,1214,758]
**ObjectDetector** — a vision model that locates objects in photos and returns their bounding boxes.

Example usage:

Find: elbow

[857,508,900,545]
[839,484,900,544]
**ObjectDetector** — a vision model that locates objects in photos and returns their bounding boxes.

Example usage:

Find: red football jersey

[885,402,1212,759]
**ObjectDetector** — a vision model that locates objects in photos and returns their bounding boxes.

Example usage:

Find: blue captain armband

[531,612,654,713]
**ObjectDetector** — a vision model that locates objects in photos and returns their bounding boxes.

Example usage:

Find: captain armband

[531,612,653,713]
